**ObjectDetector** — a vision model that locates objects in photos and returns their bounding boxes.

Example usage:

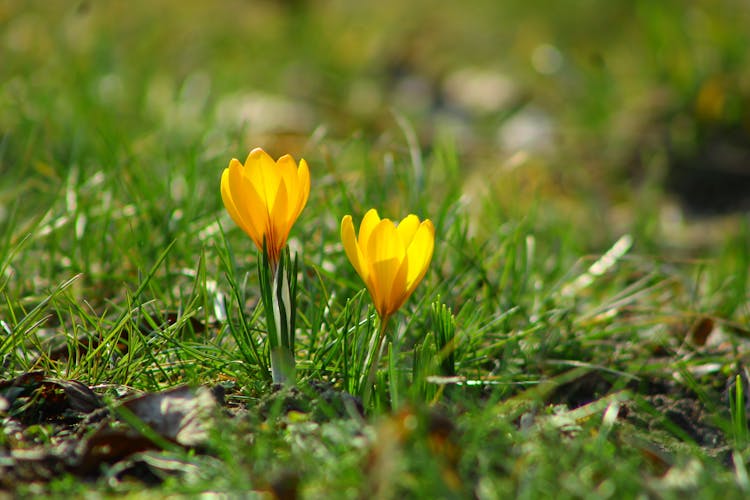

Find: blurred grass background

[3,0,750,241]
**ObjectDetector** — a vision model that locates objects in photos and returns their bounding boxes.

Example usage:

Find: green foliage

[730,374,749,451]
[430,300,457,377]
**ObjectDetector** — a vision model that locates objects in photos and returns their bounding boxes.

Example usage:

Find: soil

[0,369,739,490]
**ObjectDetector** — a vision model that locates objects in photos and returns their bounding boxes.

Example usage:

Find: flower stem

[362,314,390,408]
[270,346,296,386]
[259,242,297,386]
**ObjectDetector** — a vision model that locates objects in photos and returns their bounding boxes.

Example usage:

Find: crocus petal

[387,252,411,317]
[295,158,311,220]
[238,171,270,250]
[396,214,420,247]
[368,220,406,317]
[220,167,246,234]
[245,148,281,212]
[276,154,300,224]
[341,215,368,283]
[225,159,265,248]
[269,178,290,257]
[358,208,381,259]
[404,220,435,294]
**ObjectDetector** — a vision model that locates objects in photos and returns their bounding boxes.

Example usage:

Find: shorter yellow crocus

[341,209,435,322]
[220,147,310,268]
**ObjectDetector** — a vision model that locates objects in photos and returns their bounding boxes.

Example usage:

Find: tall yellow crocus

[341,209,435,323]
[220,147,310,267]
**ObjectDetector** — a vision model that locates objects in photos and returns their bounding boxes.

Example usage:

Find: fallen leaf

[74,386,220,475]
[0,373,103,424]
[121,385,219,447]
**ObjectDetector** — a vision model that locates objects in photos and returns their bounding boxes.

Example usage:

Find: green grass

[2,0,750,497]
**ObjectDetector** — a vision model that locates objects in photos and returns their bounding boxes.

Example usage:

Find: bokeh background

[2,0,750,253]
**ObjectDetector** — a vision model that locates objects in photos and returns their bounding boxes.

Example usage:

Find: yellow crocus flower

[221,147,310,267]
[341,209,435,321]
